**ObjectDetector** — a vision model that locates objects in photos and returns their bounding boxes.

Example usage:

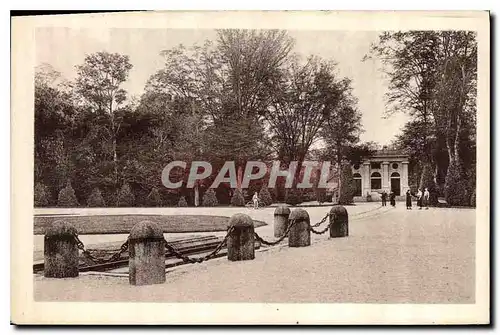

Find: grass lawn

[34,215,267,235]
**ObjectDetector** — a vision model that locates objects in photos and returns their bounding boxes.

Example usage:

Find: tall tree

[147,30,294,190]
[265,55,343,188]
[367,31,477,205]
[75,52,133,188]
[366,32,440,190]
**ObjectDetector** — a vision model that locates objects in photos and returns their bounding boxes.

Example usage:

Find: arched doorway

[353,173,362,196]
[390,172,401,196]
[371,172,381,190]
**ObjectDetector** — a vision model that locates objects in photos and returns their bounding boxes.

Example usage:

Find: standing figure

[423,188,430,210]
[252,192,259,209]
[389,190,396,207]
[381,191,387,207]
[405,189,412,210]
[416,189,423,209]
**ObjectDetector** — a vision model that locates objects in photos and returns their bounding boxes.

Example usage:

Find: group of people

[380,190,396,207]
[381,188,430,210]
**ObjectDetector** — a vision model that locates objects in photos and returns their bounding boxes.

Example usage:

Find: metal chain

[73,233,129,264]
[164,226,235,264]
[254,218,297,246]
[310,212,330,228]
[309,221,332,235]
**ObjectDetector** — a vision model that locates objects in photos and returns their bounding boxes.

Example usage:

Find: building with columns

[351,147,410,201]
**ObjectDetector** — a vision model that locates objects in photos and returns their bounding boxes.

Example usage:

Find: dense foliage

[230,189,245,207]
[34,30,476,208]
[369,31,477,206]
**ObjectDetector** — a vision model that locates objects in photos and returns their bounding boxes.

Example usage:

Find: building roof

[373,148,408,157]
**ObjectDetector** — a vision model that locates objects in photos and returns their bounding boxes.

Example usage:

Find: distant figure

[389,190,396,207]
[423,188,430,210]
[381,191,387,206]
[417,189,423,209]
[406,190,412,210]
[252,192,259,209]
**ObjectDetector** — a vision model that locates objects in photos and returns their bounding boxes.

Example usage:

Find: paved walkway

[34,204,475,303]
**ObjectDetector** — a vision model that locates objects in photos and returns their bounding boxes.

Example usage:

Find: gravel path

[34,204,475,303]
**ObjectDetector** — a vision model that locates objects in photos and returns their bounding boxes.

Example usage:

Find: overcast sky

[36,27,409,146]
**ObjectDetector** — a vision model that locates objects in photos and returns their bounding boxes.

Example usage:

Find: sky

[35,27,409,146]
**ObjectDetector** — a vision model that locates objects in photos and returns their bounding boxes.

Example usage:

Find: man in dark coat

[381,191,387,206]
[406,189,412,209]
[389,190,396,207]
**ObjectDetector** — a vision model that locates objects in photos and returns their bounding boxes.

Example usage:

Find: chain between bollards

[254,218,297,246]
[309,221,332,235]
[73,232,129,264]
[163,226,235,264]
[309,212,330,228]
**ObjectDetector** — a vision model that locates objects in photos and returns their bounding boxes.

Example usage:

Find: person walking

[416,189,423,209]
[389,190,396,207]
[423,188,430,210]
[252,192,259,209]
[381,191,387,206]
[405,189,412,209]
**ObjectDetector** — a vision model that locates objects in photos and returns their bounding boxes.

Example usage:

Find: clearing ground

[34,203,475,303]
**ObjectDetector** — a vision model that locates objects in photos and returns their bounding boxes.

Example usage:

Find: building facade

[351,148,410,201]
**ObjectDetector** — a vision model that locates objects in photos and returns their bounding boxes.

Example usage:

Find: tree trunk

[194,183,199,207]
[237,164,243,190]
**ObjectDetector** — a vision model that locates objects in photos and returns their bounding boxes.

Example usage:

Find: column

[382,161,389,192]
[362,162,370,196]
[401,161,409,194]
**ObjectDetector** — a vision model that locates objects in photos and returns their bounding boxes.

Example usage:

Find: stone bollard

[129,220,166,286]
[274,205,291,238]
[329,205,349,238]
[227,213,255,261]
[288,208,311,248]
[44,220,79,278]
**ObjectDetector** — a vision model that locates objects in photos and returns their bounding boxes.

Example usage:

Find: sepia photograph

[10,10,490,325]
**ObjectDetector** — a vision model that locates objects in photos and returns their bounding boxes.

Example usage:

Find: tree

[444,160,469,206]
[148,30,294,190]
[368,31,477,206]
[320,77,363,200]
[230,188,245,207]
[146,187,163,207]
[338,162,356,205]
[35,65,80,197]
[258,186,273,206]
[202,188,218,207]
[34,182,51,207]
[265,55,343,190]
[432,32,477,205]
[367,32,440,193]
[87,187,106,207]
[177,196,188,207]
[116,182,135,207]
[58,181,79,207]
[75,52,133,188]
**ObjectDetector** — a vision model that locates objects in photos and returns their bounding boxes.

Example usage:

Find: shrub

[57,181,79,207]
[34,182,51,207]
[177,196,188,207]
[202,188,218,207]
[230,189,245,207]
[285,189,302,206]
[444,161,469,206]
[116,182,135,207]
[146,187,163,207]
[259,187,273,206]
[338,163,355,205]
[87,187,106,207]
